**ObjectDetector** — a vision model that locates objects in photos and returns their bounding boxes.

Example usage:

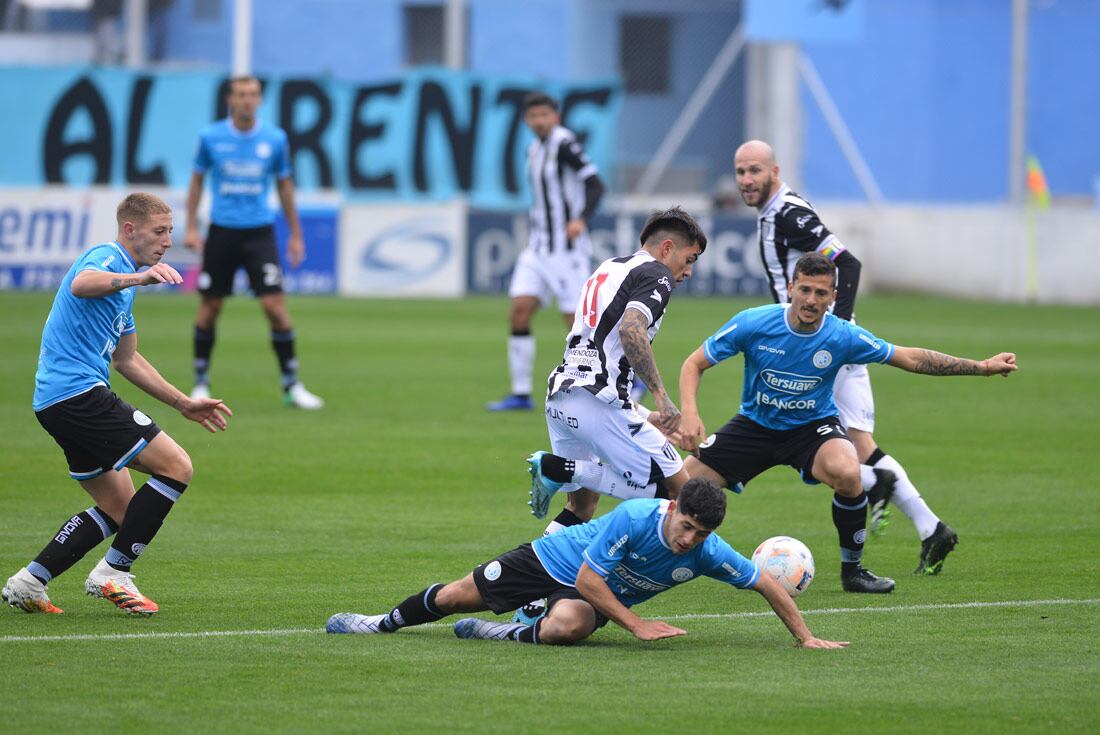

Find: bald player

[727,140,958,576]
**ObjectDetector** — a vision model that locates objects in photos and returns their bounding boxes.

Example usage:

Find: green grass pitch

[1,291,1097,733]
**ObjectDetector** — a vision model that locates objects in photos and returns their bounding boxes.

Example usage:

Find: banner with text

[0,66,621,210]
[466,211,769,297]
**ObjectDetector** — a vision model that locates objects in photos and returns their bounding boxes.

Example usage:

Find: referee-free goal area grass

[1,292,1097,733]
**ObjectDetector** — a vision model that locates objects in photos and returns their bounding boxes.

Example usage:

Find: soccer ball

[751,536,815,597]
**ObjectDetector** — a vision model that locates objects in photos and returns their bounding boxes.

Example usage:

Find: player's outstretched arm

[575,563,686,641]
[753,572,849,649]
[889,347,1018,377]
[112,334,231,433]
[70,264,182,298]
[677,347,714,455]
[620,308,680,435]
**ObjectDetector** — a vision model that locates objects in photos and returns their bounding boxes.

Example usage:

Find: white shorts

[508,245,591,313]
[833,363,876,432]
[544,389,683,500]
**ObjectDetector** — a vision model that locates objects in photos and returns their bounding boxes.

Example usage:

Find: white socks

[508,335,536,396]
[868,454,941,540]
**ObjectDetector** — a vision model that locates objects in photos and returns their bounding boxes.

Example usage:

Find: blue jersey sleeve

[702,310,750,365]
[703,537,760,589]
[273,130,292,180]
[581,508,635,577]
[76,244,131,277]
[193,130,211,173]
[844,322,894,365]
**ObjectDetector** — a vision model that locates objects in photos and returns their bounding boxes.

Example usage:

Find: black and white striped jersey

[547,250,675,408]
[756,183,847,305]
[528,125,602,255]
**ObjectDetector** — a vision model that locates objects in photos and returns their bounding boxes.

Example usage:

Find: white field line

[2,597,1096,644]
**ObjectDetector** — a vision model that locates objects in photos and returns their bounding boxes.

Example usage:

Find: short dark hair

[639,206,708,252]
[523,91,558,112]
[227,75,261,95]
[793,251,836,282]
[675,478,726,530]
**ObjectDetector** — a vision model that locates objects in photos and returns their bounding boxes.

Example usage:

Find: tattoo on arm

[110,277,142,290]
[619,309,664,394]
[911,350,981,376]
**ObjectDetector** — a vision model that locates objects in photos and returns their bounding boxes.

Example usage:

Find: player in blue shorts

[185,75,323,409]
[677,252,1017,593]
[2,193,232,616]
[326,479,847,649]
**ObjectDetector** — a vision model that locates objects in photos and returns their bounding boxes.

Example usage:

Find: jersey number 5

[581,273,608,328]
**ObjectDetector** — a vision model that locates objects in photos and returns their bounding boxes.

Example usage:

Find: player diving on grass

[327,478,847,649]
[675,252,1017,593]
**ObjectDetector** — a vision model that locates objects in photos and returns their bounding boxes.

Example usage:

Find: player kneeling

[327,479,847,649]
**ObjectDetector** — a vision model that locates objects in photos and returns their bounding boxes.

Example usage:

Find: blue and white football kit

[193,120,291,229]
[472,498,758,617]
[755,184,876,432]
[33,242,161,479]
[696,303,893,488]
[35,242,137,411]
[192,119,292,296]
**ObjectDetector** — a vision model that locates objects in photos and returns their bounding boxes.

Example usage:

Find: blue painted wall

[801,0,1099,201]
[153,0,1097,202]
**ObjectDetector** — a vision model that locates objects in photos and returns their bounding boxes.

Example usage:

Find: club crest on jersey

[812,350,833,369]
[255,141,272,159]
[671,567,693,582]
[113,312,128,335]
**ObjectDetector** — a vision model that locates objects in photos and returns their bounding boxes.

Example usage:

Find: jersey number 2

[581,273,608,328]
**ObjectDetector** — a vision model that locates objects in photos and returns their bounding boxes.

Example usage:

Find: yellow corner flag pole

[1025,155,1050,302]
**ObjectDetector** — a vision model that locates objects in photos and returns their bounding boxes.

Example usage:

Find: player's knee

[198,300,223,325]
[565,489,599,521]
[540,616,591,644]
[434,578,478,613]
[161,443,194,485]
[830,465,862,496]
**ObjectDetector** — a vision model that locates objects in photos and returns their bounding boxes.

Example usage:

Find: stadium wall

[2,187,1096,305]
[821,205,1099,305]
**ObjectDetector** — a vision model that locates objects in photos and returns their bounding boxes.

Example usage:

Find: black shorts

[35,386,162,480]
[472,543,609,628]
[199,223,283,297]
[697,414,851,490]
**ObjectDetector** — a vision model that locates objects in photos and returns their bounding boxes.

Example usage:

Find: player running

[327,478,847,649]
[734,139,959,574]
[524,206,706,534]
[2,193,231,616]
[676,252,1016,593]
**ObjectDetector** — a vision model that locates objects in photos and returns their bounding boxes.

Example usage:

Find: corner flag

[1026,155,1050,209]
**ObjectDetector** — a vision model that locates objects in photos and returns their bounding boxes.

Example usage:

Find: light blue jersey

[193,119,292,228]
[34,242,138,411]
[703,303,894,430]
[532,498,759,607]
